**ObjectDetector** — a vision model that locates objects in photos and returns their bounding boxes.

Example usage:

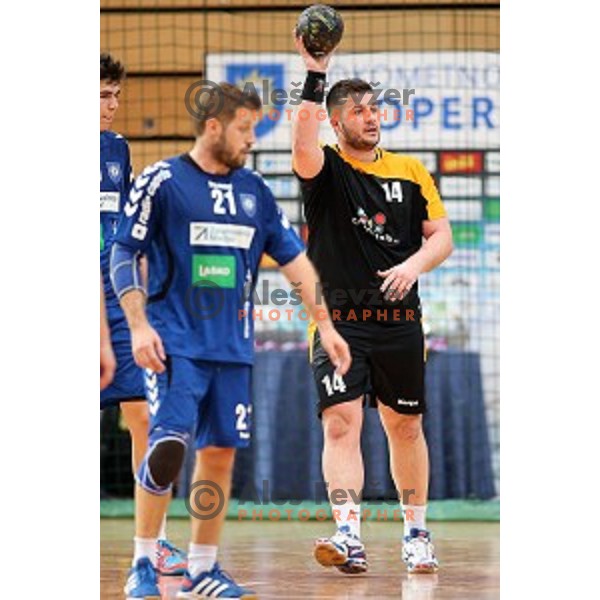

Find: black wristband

[301,70,326,103]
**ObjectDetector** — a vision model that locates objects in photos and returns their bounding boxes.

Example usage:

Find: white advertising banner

[206,51,499,150]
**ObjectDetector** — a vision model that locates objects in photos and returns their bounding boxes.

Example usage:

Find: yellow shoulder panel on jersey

[328,145,447,220]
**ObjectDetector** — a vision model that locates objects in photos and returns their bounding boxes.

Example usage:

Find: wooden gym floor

[101,519,499,599]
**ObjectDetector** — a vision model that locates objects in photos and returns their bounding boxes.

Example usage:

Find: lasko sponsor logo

[440,151,483,174]
[190,222,255,249]
[192,255,236,288]
[100,191,120,212]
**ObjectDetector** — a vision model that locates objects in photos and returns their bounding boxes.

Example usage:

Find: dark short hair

[326,78,374,116]
[192,82,262,136]
[100,52,125,83]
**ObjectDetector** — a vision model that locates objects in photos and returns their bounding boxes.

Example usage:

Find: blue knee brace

[136,429,189,495]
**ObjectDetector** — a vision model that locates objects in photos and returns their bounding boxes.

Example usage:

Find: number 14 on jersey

[381,180,403,203]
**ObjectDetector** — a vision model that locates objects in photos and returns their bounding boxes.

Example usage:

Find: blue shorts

[100,334,145,410]
[146,356,252,450]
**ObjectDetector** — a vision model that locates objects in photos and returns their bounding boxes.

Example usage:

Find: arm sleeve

[261,180,305,267]
[110,243,144,299]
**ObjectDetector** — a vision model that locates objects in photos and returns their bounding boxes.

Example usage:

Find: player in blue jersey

[111,82,351,599]
[100,52,186,576]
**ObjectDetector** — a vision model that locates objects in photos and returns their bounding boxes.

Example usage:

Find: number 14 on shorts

[321,373,347,397]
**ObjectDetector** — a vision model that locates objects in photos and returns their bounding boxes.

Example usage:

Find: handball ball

[296,4,344,57]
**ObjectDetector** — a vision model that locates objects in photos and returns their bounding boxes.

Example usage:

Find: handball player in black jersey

[292,35,453,575]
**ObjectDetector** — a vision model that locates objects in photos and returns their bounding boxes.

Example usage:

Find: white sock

[333,502,361,539]
[402,504,427,538]
[188,543,218,578]
[133,536,158,567]
[158,515,167,541]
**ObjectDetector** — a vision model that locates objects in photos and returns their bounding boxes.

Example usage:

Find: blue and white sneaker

[402,528,439,574]
[176,562,257,599]
[123,557,161,599]
[314,525,368,574]
[157,538,188,576]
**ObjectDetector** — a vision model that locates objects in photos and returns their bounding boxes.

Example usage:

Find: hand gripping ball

[296,4,345,57]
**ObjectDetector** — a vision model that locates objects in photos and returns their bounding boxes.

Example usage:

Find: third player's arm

[280,252,351,375]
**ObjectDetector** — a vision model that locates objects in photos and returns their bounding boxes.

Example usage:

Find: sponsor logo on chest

[189,222,255,250]
[351,207,399,244]
[100,191,120,213]
[192,254,236,288]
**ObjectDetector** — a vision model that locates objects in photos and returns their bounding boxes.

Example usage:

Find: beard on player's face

[212,127,249,169]
[338,120,380,151]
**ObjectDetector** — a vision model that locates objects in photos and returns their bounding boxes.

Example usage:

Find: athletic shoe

[157,538,188,576]
[314,525,368,574]
[402,528,439,574]
[176,562,257,599]
[124,557,161,599]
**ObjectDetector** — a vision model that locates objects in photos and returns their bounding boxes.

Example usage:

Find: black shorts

[310,321,425,416]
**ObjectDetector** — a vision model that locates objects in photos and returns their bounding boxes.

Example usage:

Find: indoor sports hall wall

[100,0,500,503]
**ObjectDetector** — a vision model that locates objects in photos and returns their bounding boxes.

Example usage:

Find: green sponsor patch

[192,255,236,288]
[484,198,500,222]
[452,222,483,247]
